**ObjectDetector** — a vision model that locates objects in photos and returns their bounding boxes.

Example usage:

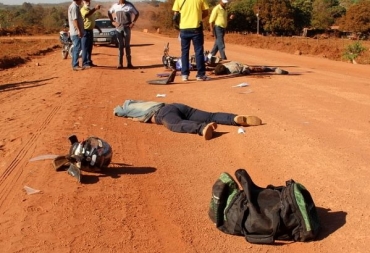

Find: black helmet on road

[69,135,112,171]
[51,135,113,182]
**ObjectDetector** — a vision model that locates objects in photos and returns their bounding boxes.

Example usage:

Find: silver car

[93,18,118,47]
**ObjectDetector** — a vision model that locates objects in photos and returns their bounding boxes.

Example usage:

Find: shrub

[342,41,366,63]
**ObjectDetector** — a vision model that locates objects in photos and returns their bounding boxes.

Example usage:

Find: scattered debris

[24,185,41,195]
[29,154,59,162]
[232,82,249,88]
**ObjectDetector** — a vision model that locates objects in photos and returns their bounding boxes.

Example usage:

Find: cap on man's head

[222,0,229,3]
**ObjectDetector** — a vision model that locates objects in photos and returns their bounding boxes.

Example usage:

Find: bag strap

[180,0,186,10]
[235,169,281,244]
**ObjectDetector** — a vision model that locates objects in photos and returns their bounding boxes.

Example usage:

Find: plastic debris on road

[238,127,246,134]
[29,154,60,162]
[156,94,166,98]
[24,185,41,195]
[232,82,249,88]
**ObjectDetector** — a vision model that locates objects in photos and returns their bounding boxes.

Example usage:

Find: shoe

[196,75,211,81]
[90,63,98,67]
[73,66,83,71]
[117,65,123,69]
[210,122,218,130]
[202,122,215,140]
[127,64,135,69]
[234,115,262,126]
[82,65,91,70]
[182,75,189,82]
[275,68,289,75]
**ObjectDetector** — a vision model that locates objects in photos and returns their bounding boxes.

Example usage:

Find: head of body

[214,64,228,75]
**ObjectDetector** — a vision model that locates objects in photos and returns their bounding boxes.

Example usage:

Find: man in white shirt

[68,0,84,71]
[108,0,139,69]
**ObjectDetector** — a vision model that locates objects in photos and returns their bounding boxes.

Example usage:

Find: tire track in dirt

[0,106,61,209]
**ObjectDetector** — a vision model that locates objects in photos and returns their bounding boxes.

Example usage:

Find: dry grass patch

[0,36,59,69]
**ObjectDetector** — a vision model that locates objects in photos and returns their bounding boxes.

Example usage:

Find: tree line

[0,0,369,37]
[146,0,370,37]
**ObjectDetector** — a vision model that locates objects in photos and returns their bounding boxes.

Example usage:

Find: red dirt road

[0,31,369,253]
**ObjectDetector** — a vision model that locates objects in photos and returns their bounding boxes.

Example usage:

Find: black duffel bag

[208,169,321,244]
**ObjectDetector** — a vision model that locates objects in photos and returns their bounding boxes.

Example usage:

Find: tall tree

[291,0,313,33]
[228,0,257,32]
[311,0,345,29]
[258,0,295,35]
[338,0,370,33]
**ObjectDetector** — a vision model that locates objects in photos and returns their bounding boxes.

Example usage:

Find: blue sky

[0,0,139,5]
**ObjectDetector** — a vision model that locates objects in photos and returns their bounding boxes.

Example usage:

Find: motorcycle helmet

[69,135,112,171]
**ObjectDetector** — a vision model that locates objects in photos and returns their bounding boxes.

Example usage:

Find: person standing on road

[209,0,234,60]
[108,0,139,69]
[114,100,262,140]
[80,0,102,68]
[172,0,210,81]
[68,0,85,71]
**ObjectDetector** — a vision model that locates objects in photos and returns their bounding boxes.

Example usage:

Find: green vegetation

[342,41,367,63]
[0,0,369,37]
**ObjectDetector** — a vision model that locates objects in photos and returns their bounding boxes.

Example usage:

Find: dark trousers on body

[82,29,94,66]
[155,103,237,135]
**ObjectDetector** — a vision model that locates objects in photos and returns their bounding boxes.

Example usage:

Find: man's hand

[94,4,101,10]
[209,24,214,37]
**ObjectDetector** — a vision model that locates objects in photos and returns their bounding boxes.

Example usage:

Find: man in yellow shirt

[209,0,234,60]
[172,0,210,81]
[80,0,102,68]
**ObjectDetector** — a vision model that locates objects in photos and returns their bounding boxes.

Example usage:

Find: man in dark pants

[172,0,210,81]
[114,100,262,140]
[209,0,234,60]
[108,0,139,69]
[80,0,102,68]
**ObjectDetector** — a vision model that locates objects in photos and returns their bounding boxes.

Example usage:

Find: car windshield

[96,20,114,29]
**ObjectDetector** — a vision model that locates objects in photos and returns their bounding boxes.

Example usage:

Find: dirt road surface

[0,31,369,253]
